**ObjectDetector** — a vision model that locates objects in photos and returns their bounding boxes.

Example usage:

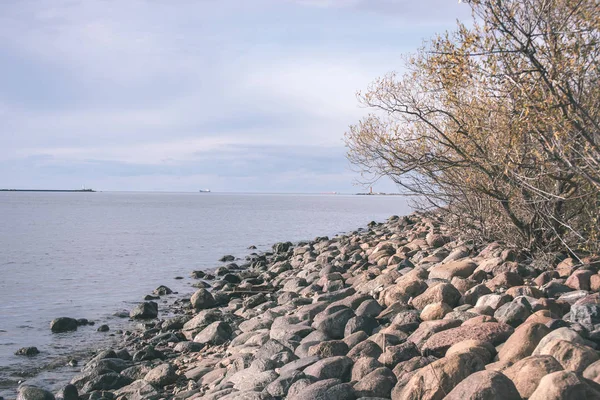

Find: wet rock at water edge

[152,285,173,296]
[129,301,158,319]
[50,317,79,333]
[97,324,110,332]
[16,386,55,400]
[59,384,79,400]
[15,347,39,356]
[219,254,235,262]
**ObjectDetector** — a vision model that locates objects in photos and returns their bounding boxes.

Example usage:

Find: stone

[16,386,55,400]
[314,308,355,339]
[461,284,492,306]
[503,355,564,398]
[190,288,216,310]
[113,379,160,400]
[475,294,512,311]
[344,315,379,336]
[308,340,349,358]
[443,370,521,400]
[152,285,173,296]
[485,272,523,291]
[570,303,600,329]
[81,372,132,393]
[230,369,279,392]
[422,322,514,357]
[50,317,78,333]
[288,379,355,400]
[506,285,543,298]
[497,322,551,364]
[529,371,591,400]
[143,363,178,387]
[420,302,452,321]
[354,367,397,398]
[584,359,600,384]
[412,283,461,310]
[265,370,305,397]
[58,385,78,400]
[493,301,531,327]
[15,347,40,356]
[566,269,595,290]
[303,356,353,381]
[407,319,462,348]
[355,299,384,318]
[347,340,383,361]
[532,327,585,355]
[536,339,599,373]
[193,321,232,345]
[378,342,420,367]
[129,302,158,319]
[427,260,477,280]
[445,340,495,363]
[351,357,383,381]
[279,356,321,375]
[390,310,421,332]
[392,352,485,400]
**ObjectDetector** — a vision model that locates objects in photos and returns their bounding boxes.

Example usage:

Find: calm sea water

[0,192,409,396]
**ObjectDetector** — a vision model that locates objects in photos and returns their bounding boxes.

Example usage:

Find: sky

[0,0,471,193]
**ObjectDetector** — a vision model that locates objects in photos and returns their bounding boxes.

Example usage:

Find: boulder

[16,386,55,400]
[536,339,599,373]
[412,283,461,310]
[314,308,355,339]
[15,347,40,356]
[497,322,551,364]
[532,327,585,355]
[288,379,355,400]
[308,340,349,358]
[529,371,594,400]
[443,370,521,400]
[422,322,514,357]
[427,260,477,281]
[193,321,232,345]
[303,356,353,381]
[503,355,564,398]
[50,317,78,333]
[353,367,397,398]
[584,359,600,384]
[143,363,178,387]
[378,342,420,367]
[190,288,216,310]
[129,302,158,319]
[445,340,495,363]
[493,301,531,327]
[347,340,383,361]
[351,357,383,381]
[392,352,485,400]
[420,302,452,321]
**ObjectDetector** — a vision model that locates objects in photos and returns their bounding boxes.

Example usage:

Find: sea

[0,191,410,398]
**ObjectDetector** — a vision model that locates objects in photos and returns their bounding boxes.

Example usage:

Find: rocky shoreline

[13,212,600,399]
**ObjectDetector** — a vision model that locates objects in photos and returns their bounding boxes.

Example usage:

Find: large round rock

[50,317,78,333]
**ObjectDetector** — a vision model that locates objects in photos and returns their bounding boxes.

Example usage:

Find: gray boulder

[16,386,55,400]
[303,356,353,381]
[129,302,158,319]
[50,317,78,333]
[193,321,232,345]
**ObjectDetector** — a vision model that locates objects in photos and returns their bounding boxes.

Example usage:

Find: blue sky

[0,0,470,192]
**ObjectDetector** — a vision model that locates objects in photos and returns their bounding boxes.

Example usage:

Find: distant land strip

[0,189,96,192]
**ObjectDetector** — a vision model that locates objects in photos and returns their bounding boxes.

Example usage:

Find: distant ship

[199,189,211,193]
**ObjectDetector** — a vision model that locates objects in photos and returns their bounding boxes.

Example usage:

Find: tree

[346,0,599,253]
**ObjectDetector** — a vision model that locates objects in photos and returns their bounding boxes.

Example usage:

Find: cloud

[0,0,471,192]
